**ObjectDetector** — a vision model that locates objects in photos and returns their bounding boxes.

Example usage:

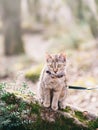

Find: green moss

[88,118,98,130]
[63,106,72,112]
[30,102,41,115]
[29,115,88,130]
[25,64,43,83]
[75,111,87,122]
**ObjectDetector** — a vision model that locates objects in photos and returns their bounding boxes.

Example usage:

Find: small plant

[25,65,43,83]
[18,82,28,94]
[63,106,71,113]
[18,101,27,112]
[30,101,41,115]
[88,118,98,129]
[1,92,20,104]
[0,82,7,96]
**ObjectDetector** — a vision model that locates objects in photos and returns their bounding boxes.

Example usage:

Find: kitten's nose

[54,69,58,73]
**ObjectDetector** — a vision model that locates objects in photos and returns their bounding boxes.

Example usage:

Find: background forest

[0,0,98,129]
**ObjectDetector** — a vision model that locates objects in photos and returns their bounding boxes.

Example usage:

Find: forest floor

[0,33,98,115]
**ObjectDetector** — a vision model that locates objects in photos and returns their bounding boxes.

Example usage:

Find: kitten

[38,53,68,111]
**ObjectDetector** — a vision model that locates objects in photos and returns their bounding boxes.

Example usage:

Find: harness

[46,70,64,78]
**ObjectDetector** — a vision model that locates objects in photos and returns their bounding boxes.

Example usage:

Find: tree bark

[1,0,25,55]
[27,0,41,22]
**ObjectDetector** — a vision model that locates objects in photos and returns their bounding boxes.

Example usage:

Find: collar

[46,70,64,78]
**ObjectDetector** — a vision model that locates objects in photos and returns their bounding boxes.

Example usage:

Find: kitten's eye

[58,64,62,68]
[48,63,53,68]
[49,64,53,68]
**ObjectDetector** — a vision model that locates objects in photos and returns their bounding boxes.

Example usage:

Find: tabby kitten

[38,53,67,111]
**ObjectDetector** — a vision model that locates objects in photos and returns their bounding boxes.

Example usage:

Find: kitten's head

[46,53,66,75]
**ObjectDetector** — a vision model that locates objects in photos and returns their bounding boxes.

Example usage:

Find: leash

[46,70,98,90]
[68,85,98,90]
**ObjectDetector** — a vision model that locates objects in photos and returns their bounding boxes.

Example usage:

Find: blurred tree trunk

[82,0,98,47]
[84,0,98,37]
[66,0,84,21]
[1,0,24,55]
[27,0,41,22]
[67,0,98,47]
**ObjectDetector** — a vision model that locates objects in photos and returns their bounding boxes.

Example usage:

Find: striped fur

[38,53,67,111]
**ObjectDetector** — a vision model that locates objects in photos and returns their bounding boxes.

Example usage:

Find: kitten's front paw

[43,102,50,108]
[39,98,43,104]
[59,102,66,110]
[52,105,58,111]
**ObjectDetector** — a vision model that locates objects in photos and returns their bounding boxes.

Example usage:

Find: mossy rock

[0,90,98,130]
[25,64,43,83]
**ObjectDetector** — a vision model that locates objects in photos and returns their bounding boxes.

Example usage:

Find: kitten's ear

[59,53,66,62]
[46,53,52,62]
